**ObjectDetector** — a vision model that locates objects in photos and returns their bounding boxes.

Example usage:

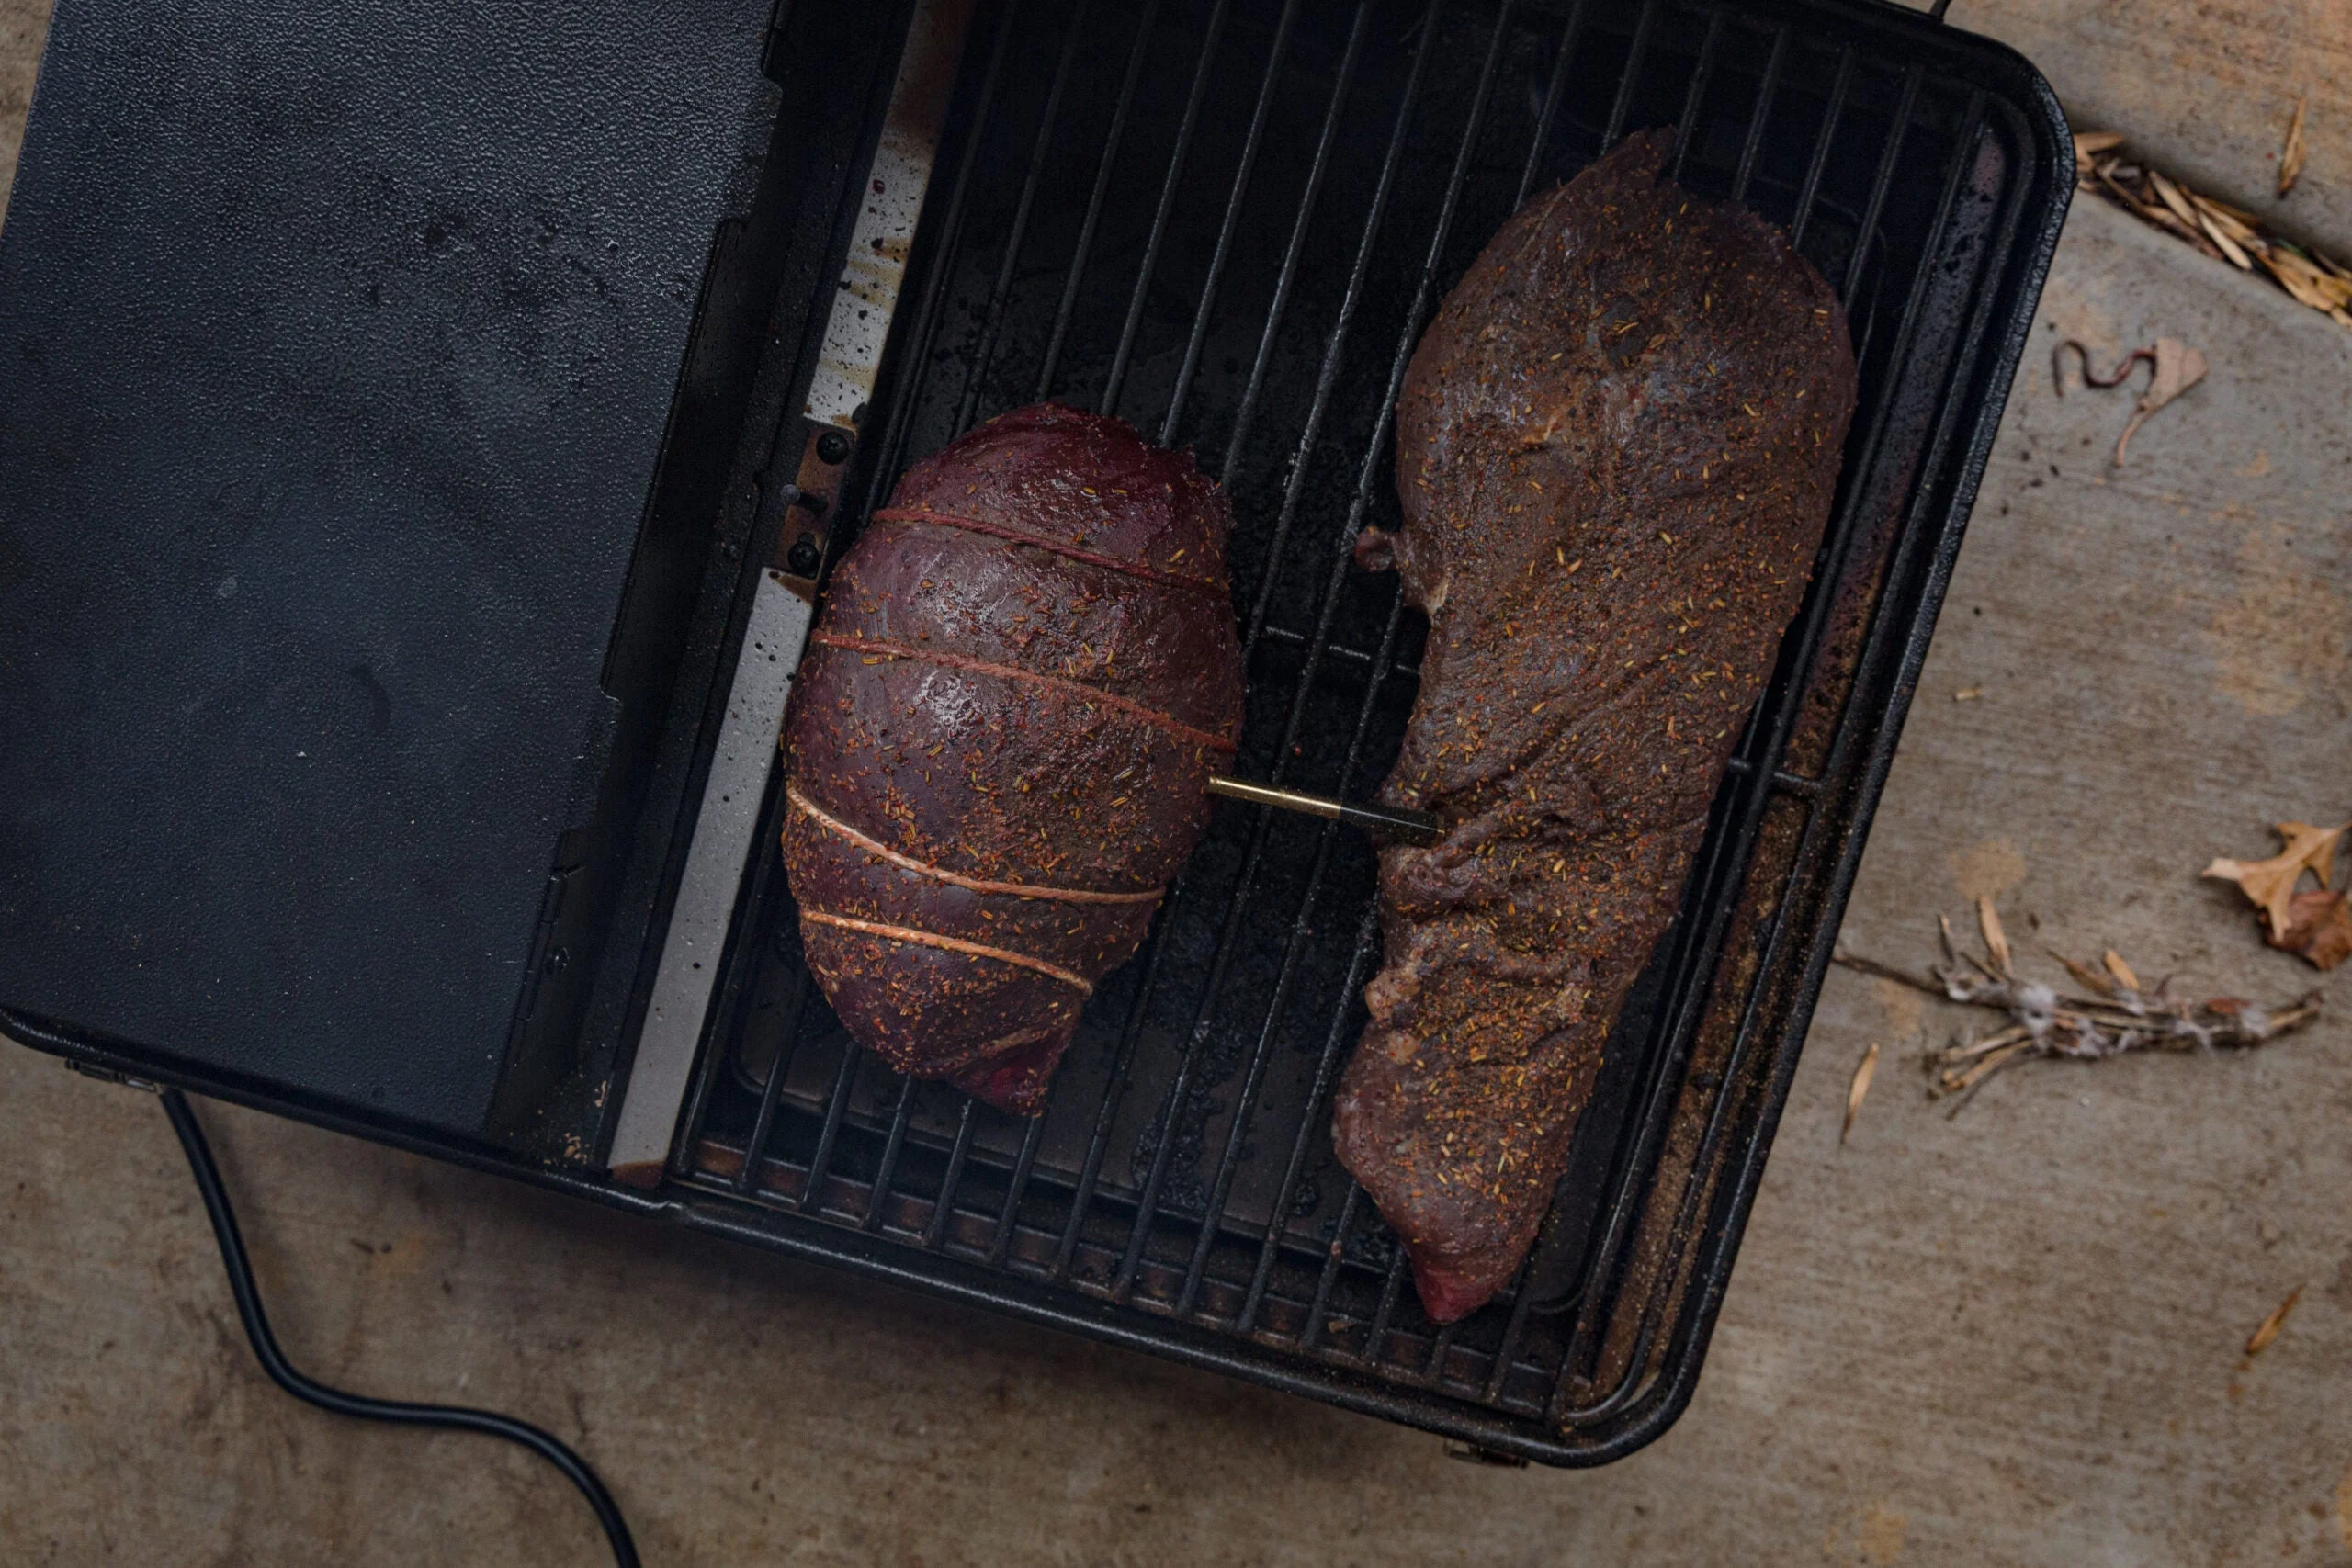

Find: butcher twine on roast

[780,403,1246,1115]
[1335,130,1859,1322]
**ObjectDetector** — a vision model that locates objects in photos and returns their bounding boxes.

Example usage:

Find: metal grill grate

[666,0,2064,1461]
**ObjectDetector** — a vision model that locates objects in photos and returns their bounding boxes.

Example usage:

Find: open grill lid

[0,0,778,1134]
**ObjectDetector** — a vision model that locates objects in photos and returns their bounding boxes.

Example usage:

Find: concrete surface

[6,5,2352,1566]
[0,0,43,215]
[1951,0,2352,261]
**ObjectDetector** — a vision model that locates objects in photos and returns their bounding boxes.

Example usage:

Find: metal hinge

[64,1058,161,1094]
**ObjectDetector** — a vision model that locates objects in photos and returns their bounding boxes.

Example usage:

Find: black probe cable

[160,1087,641,1568]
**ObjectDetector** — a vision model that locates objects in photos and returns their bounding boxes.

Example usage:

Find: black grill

[670,0,2064,1462]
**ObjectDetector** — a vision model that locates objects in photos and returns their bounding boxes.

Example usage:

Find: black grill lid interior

[0,0,775,1134]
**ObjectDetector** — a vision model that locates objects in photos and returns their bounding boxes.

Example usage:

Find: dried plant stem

[2075,131,2352,332]
[1835,922,2323,1102]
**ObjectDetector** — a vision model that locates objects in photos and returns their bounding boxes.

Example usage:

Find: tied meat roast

[781,403,1245,1115]
[1336,130,1859,1321]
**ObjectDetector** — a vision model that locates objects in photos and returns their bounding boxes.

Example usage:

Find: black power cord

[160,1088,641,1568]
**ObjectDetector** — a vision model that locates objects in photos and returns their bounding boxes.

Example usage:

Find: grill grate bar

[1478,1243,1551,1402]
[732,963,810,1195]
[1251,623,1419,678]
[988,1111,1050,1265]
[1157,0,1306,446]
[1668,10,1727,182]
[1838,65,1924,305]
[1516,0,1587,209]
[1101,0,1235,416]
[1048,909,1176,1280]
[924,1097,982,1248]
[1047,0,1437,1292]
[1421,1317,1464,1384]
[1170,824,1340,1315]
[1214,0,1373,485]
[862,1069,922,1229]
[796,1043,864,1213]
[1111,0,1515,1306]
[1601,0,1660,149]
[1106,807,1280,1303]
[1037,0,1399,1288]
[953,0,1091,434]
[1035,0,1166,400]
[1729,27,1790,203]
[1788,44,1855,252]
[1172,554,1423,1318]
[1297,1180,1364,1353]
[1238,1,1442,651]
[1363,1240,1413,1363]
[1236,905,1381,1334]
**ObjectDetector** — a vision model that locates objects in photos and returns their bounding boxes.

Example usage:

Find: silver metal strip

[608,572,812,1179]
[607,0,973,1181]
[804,0,973,428]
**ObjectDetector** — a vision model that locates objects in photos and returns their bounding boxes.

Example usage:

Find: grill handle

[1206,776,1444,847]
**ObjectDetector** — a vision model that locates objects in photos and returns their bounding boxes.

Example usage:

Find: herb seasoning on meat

[1335,130,1859,1322]
[781,403,1246,1115]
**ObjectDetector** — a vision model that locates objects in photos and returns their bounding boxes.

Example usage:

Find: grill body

[673,0,2067,1461]
[2,0,2067,1464]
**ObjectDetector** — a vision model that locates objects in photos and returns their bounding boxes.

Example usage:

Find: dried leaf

[2257,245,2351,310]
[1839,922,2323,1102]
[2097,164,2168,224]
[2056,951,2118,998]
[2074,130,2127,179]
[2113,337,2209,466]
[2078,137,2352,333]
[2191,193,2262,245]
[2203,821,2347,937]
[2279,95,2309,197]
[1842,1042,1880,1145]
[2148,169,2201,230]
[2194,205,2255,270]
[2199,191,2265,228]
[2274,889,2352,971]
[1977,896,2012,977]
[2245,1283,2303,1357]
[2102,949,2141,991]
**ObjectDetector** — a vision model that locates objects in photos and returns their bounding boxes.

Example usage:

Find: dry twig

[1835,912,2322,1103]
[2245,1284,2303,1357]
[1842,1043,1879,1145]
[2278,96,2309,197]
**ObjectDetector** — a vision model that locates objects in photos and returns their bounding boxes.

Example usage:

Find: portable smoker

[0,0,2066,1467]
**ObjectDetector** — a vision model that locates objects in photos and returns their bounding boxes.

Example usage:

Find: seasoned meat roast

[781,404,1245,1115]
[1335,130,1859,1321]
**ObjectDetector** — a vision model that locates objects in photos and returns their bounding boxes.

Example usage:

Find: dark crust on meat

[782,404,1246,1114]
[1333,130,1859,1321]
